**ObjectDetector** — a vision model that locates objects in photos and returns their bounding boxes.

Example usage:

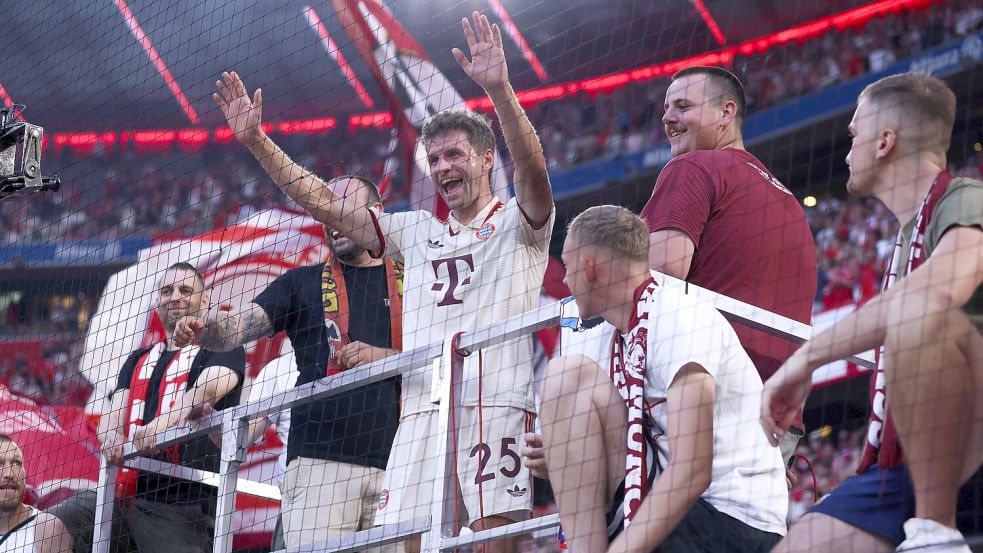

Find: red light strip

[691,0,727,45]
[303,6,375,108]
[486,0,549,82]
[113,0,200,125]
[0,82,13,109]
[50,0,934,149]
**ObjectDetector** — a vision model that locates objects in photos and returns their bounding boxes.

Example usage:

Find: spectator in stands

[763,72,983,553]
[0,434,72,553]
[48,262,246,553]
[174,179,402,550]
[641,66,817,464]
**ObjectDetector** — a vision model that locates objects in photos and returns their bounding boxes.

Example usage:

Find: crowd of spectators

[2,0,981,246]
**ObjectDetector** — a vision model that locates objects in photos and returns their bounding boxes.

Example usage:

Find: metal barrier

[92,272,875,553]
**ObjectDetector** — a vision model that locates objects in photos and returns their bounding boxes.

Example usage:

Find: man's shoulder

[947,176,983,196]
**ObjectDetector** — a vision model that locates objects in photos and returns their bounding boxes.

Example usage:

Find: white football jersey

[370,198,554,416]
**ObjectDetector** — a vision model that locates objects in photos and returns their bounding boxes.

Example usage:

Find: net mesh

[0,0,981,551]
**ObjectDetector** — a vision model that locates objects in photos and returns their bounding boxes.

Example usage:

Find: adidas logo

[506,485,527,497]
[427,239,444,249]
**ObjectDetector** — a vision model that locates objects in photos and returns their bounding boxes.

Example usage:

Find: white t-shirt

[370,197,554,415]
[0,507,38,553]
[562,277,788,536]
[247,354,297,485]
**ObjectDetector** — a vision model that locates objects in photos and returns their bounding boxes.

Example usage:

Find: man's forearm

[198,310,246,352]
[247,132,336,224]
[486,84,551,220]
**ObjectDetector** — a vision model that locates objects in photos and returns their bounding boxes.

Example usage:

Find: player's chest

[407,225,510,308]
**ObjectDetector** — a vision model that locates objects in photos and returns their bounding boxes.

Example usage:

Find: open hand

[213,71,264,146]
[452,12,508,93]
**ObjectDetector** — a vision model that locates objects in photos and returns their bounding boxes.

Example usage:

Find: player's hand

[178,401,216,427]
[336,342,394,369]
[213,71,264,147]
[100,430,125,465]
[521,432,549,479]
[453,12,508,93]
[173,316,206,348]
[761,350,813,447]
[786,467,798,490]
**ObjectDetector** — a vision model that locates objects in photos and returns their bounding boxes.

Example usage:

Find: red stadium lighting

[349,112,393,128]
[177,129,210,145]
[691,0,727,46]
[112,0,200,125]
[303,6,375,108]
[132,130,176,145]
[486,0,549,82]
[279,117,337,134]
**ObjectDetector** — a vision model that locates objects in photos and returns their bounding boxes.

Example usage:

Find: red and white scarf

[609,277,660,525]
[859,171,953,473]
[116,343,199,497]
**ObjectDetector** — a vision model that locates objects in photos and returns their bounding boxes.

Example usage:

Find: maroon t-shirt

[641,148,817,388]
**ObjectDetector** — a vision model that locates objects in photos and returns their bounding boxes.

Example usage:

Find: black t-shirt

[252,262,400,468]
[115,346,245,507]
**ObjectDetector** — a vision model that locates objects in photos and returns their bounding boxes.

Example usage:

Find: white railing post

[424,337,465,552]
[212,413,249,553]
[92,454,117,553]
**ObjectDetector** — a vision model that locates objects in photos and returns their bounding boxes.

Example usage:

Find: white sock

[897,518,970,552]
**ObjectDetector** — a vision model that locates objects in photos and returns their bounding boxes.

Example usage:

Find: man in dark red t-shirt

[641,66,817,456]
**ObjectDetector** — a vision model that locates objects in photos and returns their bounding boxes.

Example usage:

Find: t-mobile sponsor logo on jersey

[431,254,475,307]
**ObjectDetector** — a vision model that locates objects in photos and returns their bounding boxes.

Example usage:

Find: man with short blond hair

[763,72,983,553]
[540,205,786,552]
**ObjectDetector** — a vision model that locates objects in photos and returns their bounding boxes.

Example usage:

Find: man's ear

[482,149,494,172]
[371,201,384,214]
[719,99,738,129]
[199,289,211,314]
[581,253,597,283]
[876,128,897,160]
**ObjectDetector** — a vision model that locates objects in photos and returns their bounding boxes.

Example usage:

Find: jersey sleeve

[640,159,715,248]
[926,178,983,256]
[510,198,555,251]
[201,347,246,380]
[113,349,147,394]
[367,208,430,261]
[648,297,722,391]
[253,269,300,335]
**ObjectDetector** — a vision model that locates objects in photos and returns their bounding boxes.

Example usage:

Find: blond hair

[567,205,649,262]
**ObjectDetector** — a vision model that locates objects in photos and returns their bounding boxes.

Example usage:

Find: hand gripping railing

[91,272,875,553]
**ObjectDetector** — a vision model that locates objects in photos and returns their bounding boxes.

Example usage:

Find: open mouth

[441,177,464,195]
[667,128,684,139]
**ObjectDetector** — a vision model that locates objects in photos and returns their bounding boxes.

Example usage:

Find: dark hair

[421,109,496,154]
[671,66,747,122]
[859,72,956,153]
[326,175,381,204]
[166,262,205,287]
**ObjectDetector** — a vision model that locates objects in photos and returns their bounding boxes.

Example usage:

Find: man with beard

[174,177,403,550]
[0,435,71,553]
[49,263,245,553]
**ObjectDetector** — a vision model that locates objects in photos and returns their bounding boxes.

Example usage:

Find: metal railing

[92,272,875,553]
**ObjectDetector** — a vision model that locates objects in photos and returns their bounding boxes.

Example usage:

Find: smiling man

[0,435,71,553]
[640,66,817,463]
[211,11,552,552]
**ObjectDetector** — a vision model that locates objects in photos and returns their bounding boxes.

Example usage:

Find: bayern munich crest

[378,488,390,510]
[476,222,496,240]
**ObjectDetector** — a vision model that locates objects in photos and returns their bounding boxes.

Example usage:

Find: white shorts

[376,407,535,527]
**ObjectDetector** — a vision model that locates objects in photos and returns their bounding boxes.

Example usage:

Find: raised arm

[213,71,381,252]
[453,13,552,228]
[174,302,273,351]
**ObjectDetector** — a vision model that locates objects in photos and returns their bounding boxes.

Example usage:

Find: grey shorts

[46,491,214,553]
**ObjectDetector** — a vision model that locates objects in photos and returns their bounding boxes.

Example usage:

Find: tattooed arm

[173,303,273,351]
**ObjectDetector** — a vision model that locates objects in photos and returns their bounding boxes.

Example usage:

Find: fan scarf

[609,277,660,525]
[321,257,403,376]
[858,171,953,473]
[117,343,200,497]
